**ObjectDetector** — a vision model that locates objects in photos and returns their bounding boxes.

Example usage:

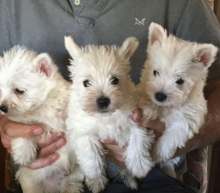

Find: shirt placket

[69,0,111,27]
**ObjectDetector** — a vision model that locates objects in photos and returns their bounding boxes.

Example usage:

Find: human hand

[132,108,165,139]
[100,138,126,166]
[28,131,66,169]
[0,115,66,169]
[0,115,45,154]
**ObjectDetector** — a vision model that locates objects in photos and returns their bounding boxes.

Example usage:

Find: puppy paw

[86,175,108,193]
[151,142,163,163]
[123,176,137,190]
[13,150,36,165]
[151,150,161,163]
[60,182,84,193]
[120,169,138,190]
[152,141,174,163]
[127,155,153,178]
[12,138,37,165]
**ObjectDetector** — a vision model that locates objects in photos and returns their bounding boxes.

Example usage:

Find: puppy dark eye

[176,78,185,85]
[15,88,25,95]
[153,70,159,76]
[111,77,119,85]
[83,80,90,87]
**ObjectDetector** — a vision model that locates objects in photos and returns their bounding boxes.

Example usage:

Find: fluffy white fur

[65,36,155,192]
[0,46,84,193]
[138,23,218,176]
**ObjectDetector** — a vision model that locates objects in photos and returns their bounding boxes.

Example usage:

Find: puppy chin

[151,97,172,108]
[153,100,182,109]
[99,108,109,113]
[96,107,116,116]
[82,107,111,116]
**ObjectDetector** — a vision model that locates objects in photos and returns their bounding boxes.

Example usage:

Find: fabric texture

[182,147,209,193]
[85,167,199,193]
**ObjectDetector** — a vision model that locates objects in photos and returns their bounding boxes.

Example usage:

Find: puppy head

[0,46,57,116]
[145,22,218,107]
[65,36,139,115]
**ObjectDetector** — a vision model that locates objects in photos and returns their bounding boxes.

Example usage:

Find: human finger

[28,153,59,170]
[131,108,143,123]
[37,138,66,158]
[140,118,165,139]
[105,154,125,166]
[37,132,64,149]
[100,138,118,145]
[1,132,11,149]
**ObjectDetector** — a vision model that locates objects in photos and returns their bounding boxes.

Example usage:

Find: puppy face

[65,36,139,115]
[145,23,218,108]
[0,46,57,116]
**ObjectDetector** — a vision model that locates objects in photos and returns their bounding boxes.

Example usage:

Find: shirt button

[74,0,80,5]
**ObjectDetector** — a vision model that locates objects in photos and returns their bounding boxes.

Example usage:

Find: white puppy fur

[65,36,155,192]
[0,46,84,193]
[138,23,218,177]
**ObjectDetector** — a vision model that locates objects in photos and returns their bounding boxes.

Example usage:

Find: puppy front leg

[74,135,107,193]
[152,121,193,163]
[119,167,137,190]
[17,167,43,193]
[125,126,154,178]
[11,137,37,165]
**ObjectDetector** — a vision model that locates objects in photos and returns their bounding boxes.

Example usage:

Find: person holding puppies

[0,0,220,193]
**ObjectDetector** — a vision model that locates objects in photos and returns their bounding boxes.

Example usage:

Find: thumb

[131,108,143,123]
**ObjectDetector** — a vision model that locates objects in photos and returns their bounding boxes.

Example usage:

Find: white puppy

[138,22,218,177]
[0,46,84,193]
[65,36,154,192]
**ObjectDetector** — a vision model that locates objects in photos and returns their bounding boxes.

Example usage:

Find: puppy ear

[119,37,139,60]
[34,53,54,77]
[192,44,218,68]
[148,22,167,45]
[64,36,82,59]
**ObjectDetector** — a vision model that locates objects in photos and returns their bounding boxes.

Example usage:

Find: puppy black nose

[0,105,8,113]
[97,97,110,108]
[155,92,167,102]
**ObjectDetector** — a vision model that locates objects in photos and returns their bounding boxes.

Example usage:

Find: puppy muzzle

[0,105,8,113]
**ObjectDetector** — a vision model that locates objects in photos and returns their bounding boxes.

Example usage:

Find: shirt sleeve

[175,0,220,81]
